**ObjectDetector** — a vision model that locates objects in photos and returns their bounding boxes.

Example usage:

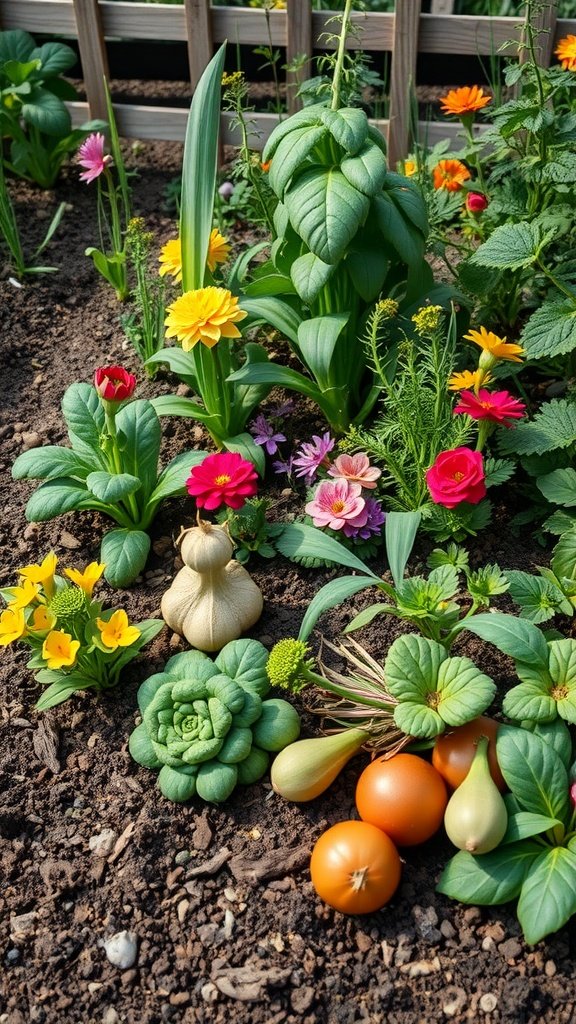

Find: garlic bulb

[161,521,263,652]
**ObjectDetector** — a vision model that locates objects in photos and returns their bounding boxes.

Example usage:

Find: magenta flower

[78,132,112,184]
[249,414,286,455]
[293,432,335,484]
[186,452,258,510]
[305,480,367,531]
[343,497,386,539]
[453,389,526,427]
[328,453,381,490]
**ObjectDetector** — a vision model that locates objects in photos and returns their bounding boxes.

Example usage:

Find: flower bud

[570,781,576,808]
[466,192,489,213]
[218,181,234,200]
[94,366,136,403]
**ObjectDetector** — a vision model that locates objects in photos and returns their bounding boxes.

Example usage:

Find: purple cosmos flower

[77,132,112,184]
[292,432,335,485]
[272,455,294,476]
[342,497,386,539]
[249,414,287,455]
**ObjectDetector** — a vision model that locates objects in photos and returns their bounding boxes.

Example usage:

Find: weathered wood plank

[286,0,312,112]
[183,0,213,90]
[430,0,454,12]
[388,0,420,167]
[72,0,109,121]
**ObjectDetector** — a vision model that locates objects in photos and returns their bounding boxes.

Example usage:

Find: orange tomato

[310,820,401,914]
[355,753,447,846]
[432,716,506,792]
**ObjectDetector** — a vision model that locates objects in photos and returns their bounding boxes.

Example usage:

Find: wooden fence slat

[183,0,213,91]
[286,0,312,112]
[72,0,109,122]
[430,0,454,13]
[387,0,421,168]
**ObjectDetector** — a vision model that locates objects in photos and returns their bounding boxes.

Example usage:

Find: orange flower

[555,35,576,71]
[440,86,491,117]
[464,326,524,366]
[261,160,271,172]
[432,159,471,193]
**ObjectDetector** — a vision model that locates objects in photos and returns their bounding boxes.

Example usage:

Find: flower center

[214,474,231,486]
[330,500,346,514]
[479,401,493,410]
[453,471,465,482]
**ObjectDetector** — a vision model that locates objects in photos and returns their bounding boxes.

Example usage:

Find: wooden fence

[0,0,573,163]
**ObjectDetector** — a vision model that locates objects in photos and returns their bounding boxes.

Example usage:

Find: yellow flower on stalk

[464,326,524,365]
[0,607,27,646]
[165,286,247,351]
[448,368,492,392]
[412,304,444,336]
[96,610,141,651]
[30,605,57,635]
[19,552,58,599]
[159,230,230,282]
[403,159,417,177]
[6,578,41,611]
[42,629,80,670]
[206,229,231,273]
[377,299,399,319]
[555,35,576,71]
[64,562,105,597]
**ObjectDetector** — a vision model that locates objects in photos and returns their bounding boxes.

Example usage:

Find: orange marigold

[440,85,491,116]
[555,35,576,71]
[432,159,471,192]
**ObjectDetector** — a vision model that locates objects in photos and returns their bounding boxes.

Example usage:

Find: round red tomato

[432,716,506,792]
[310,820,402,914]
[355,753,447,846]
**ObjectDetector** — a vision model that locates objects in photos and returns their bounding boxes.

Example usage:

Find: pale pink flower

[327,453,381,490]
[78,132,112,184]
[305,480,368,531]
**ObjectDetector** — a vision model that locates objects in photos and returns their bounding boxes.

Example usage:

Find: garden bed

[2,140,576,1024]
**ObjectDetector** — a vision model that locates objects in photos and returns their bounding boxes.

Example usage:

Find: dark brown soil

[2,143,576,1024]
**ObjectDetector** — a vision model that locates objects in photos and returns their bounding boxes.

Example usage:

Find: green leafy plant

[0,552,162,710]
[121,217,167,373]
[438,720,576,945]
[216,497,284,563]
[11,369,205,588]
[129,639,301,803]
[0,154,65,276]
[0,29,104,188]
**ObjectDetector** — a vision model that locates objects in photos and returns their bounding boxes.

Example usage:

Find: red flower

[186,452,258,511]
[454,389,526,427]
[426,448,486,509]
[466,192,489,213]
[94,366,136,402]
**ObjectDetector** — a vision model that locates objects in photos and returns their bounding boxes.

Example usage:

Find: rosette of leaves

[129,639,301,803]
[438,720,576,945]
[229,104,439,432]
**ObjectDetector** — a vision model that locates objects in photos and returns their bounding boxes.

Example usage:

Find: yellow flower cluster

[412,304,444,337]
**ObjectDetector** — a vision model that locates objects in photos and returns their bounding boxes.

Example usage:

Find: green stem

[330,0,354,112]
[103,410,141,524]
[535,256,576,303]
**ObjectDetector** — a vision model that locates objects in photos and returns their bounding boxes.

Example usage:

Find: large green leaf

[297,575,377,643]
[383,174,429,236]
[385,511,421,588]
[35,675,95,711]
[100,528,151,588]
[502,678,557,723]
[340,141,387,197]
[437,842,541,905]
[25,478,90,522]
[0,29,35,64]
[268,124,327,198]
[346,244,390,303]
[505,569,569,623]
[180,42,226,291]
[496,725,570,821]
[150,396,212,422]
[61,382,106,462]
[148,450,206,505]
[277,523,378,576]
[158,763,198,802]
[223,433,265,477]
[86,471,142,504]
[146,347,196,386]
[290,252,336,303]
[320,107,369,155]
[238,296,302,346]
[462,612,550,668]
[537,468,576,507]
[284,167,369,264]
[22,86,70,136]
[373,194,425,268]
[115,400,161,501]
[297,315,348,391]
[263,103,327,161]
[30,41,77,77]
[517,847,576,944]
[12,445,95,482]
[471,221,540,271]
[215,638,269,696]
[501,810,562,845]
[499,399,576,457]
[227,361,320,402]
[547,639,576,723]
[521,300,576,360]
[552,526,576,581]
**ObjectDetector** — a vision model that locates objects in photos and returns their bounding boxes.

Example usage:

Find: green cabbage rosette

[129,639,300,803]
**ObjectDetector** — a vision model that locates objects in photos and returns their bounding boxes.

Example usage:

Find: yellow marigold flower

[42,629,80,670]
[30,605,57,634]
[19,552,58,599]
[412,304,444,336]
[206,229,231,273]
[433,159,471,192]
[440,85,491,116]
[377,299,399,319]
[448,369,492,392]
[556,35,576,71]
[96,610,141,651]
[403,159,417,177]
[159,238,182,283]
[6,578,41,611]
[64,562,105,597]
[464,326,524,365]
[0,607,27,646]
[165,286,247,351]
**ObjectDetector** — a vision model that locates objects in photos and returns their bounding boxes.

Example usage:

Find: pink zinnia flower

[327,453,381,490]
[78,132,112,183]
[186,452,258,511]
[305,480,367,531]
[453,389,526,427]
[293,432,335,484]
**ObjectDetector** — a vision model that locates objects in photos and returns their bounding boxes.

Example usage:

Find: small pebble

[479,993,498,1013]
[175,850,191,866]
[21,431,41,450]
[102,930,138,969]
[442,986,467,1017]
[89,829,117,858]
[102,1010,120,1024]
